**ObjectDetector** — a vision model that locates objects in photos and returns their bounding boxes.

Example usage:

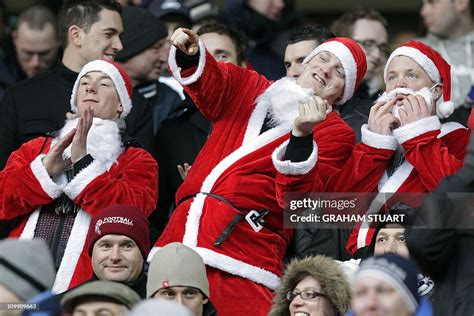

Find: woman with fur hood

[269,255,351,316]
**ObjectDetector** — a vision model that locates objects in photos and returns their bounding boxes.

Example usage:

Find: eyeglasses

[286,289,329,301]
[356,39,390,57]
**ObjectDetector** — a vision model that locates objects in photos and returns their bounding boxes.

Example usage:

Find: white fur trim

[384,46,440,83]
[182,124,292,248]
[361,124,398,150]
[169,39,206,86]
[70,60,133,119]
[196,247,280,290]
[303,41,357,105]
[30,155,64,199]
[393,116,441,144]
[52,210,91,293]
[19,208,41,240]
[438,121,467,137]
[272,139,318,175]
[63,160,107,200]
[147,246,281,290]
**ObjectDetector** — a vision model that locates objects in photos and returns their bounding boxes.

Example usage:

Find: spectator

[0,5,60,99]
[115,6,182,133]
[147,242,215,316]
[0,239,55,304]
[268,255,351,316]
[87,204,151,298]
[419,0,474,125]
[187,0,220,32]
[61,280,140,316]
[154,22,247,235]
[324,41,470,256]
[331,8,389,100]
[350,254,432,316]
[0,59,158,293]
[0,0,155,171]
[154,27,366,314]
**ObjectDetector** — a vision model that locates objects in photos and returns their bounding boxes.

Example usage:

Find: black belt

[177,192,288,247]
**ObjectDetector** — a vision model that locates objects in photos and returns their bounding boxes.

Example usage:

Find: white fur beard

[376,87,433,120]
[56,118,124,165]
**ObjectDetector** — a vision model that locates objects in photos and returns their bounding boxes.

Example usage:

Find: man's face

[78,9,123,62]
[247,0,285,21]
[76,71,122,120]
[296,51,345,105]
[352,276,412,316]
[91,234,144,284]
[374,224,410,258]
[153,286,208,316]
[385,56,437,95]
[121,38,168,85]
[288,275,333,316]
[200,32,241,66]
[284,40,319,78]
[73,300,127,316]
[352,18,388,81]
[13,22,59,78]
[420,0,459,38]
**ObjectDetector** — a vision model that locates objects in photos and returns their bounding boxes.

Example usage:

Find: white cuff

[30,155,64,199]
[393,116,441,144]
[63,160,107,200]
[168,39,206,86]
[272,139,318,175]
[361,124,398,150]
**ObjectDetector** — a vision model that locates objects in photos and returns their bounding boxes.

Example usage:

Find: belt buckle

[245,210,264,232]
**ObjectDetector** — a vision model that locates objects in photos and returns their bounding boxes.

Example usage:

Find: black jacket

[0,62,155,170]
[405,135,474,316]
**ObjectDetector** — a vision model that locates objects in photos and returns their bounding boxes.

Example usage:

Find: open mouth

[103,53,115,60]
[313,73,326,86]
[294,312,310,316]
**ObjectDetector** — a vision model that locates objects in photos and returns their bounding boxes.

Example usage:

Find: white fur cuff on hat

[384,47,440,83]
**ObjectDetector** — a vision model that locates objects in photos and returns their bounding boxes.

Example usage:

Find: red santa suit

[152,38,367,315]
[0,60,158,293]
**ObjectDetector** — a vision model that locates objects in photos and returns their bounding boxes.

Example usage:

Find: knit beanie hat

[384,40,454,118]
[70,59,133,119]
[87,204,150,260]
[0,239,56,301]
[115,6,167,61]
[61,280,141,313]
[147,242,209,298]
[356,254,420,313]
[148,0,191,25]
[302,37,367,105]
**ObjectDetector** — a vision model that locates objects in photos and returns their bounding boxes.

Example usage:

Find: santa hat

[70,59,133,119]
[384,40,454,118]
[302,37,367,105]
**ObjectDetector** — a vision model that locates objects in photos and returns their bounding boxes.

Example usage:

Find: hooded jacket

[269,255,351,316]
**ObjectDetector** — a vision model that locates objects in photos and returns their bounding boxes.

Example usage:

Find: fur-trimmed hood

[268,256,351,316]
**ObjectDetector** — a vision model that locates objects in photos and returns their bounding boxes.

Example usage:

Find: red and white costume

[0,60,158,293]
[151,39,364,315]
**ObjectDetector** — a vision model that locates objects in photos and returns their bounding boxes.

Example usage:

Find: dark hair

[197,22,247,66]
[330,8,388,38]
[16,5,58,37]
[286,24,335,46]
[58,0,122,47]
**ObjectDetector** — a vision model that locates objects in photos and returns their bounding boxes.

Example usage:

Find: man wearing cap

[351,254,432,316]
[0,60,158,293]
[324,41,470,256]
[88,204,150,298]
[147,242,214,316]
[152,28,368,314]
[115,6,182,133]
[61,280,140,316]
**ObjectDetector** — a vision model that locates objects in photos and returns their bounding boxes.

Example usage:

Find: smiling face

[296,51,345,105]
[76,71,122,120]
[288,275,334,316]
[91,234,143,283]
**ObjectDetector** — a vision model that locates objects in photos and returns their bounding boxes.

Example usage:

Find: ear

[117,104,123,118]
[68,25,84,47]
[454,0,469,12]
[433,83,443,101]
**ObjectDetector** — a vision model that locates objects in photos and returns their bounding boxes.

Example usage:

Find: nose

[420,2,429,18]
[288,65,301,78]
[395,77,407,89]
[113,35,123,52]
[109,245,121,262]
[175,294,184,305]
[85,81,97,94]
[29,54,41,68]
[289,294,304,308]
[385,240,398,254]
[274,0,285,10]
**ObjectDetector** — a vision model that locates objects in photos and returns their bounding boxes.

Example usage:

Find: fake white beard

[376,87,434,120]
[55,117,124,165]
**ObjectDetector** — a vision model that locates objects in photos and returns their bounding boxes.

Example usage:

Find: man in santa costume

[325,41,470,256]
[0,59,158,293]
[151,28,367,315]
